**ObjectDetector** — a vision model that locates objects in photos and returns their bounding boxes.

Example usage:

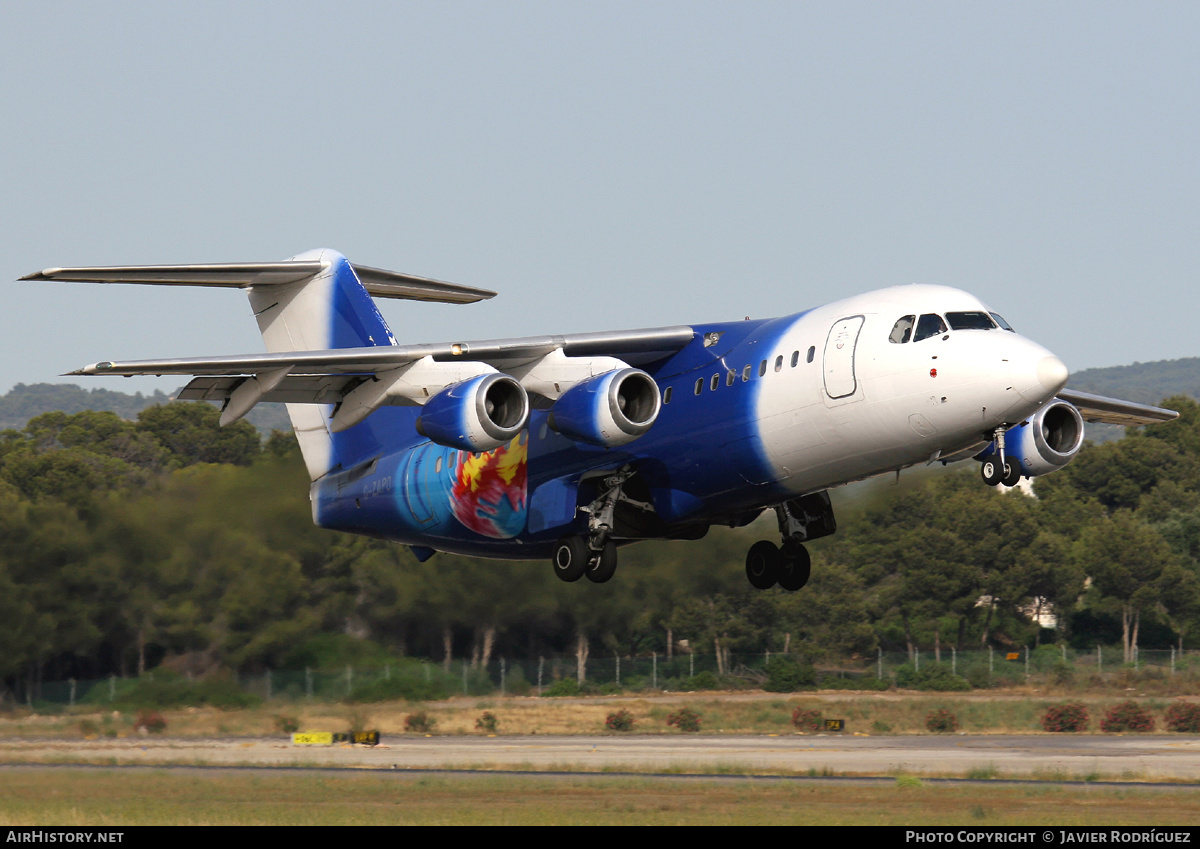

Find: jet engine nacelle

[415,373,530,452]
[548,368,662,447]
[1001,400,1086,477]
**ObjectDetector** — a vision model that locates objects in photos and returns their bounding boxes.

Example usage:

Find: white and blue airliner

[25,249,1177,589]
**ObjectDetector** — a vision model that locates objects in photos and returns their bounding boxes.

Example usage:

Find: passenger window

[742,364,751,382]
[913,314,948,342]
[889,315,915,343]
[807,346,815,363]
[663,386,673,404]
[759,360,767,377]
[726,370,735,387]
[946,311,996,331]
[790,351,799,367]
[694,378,703,395]
[710,374,720,391]
[774,355,783,372]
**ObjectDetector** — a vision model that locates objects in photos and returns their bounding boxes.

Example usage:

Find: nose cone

[1037,355,1069,395]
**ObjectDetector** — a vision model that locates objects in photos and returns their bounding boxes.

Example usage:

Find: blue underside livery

[314,274,809,558]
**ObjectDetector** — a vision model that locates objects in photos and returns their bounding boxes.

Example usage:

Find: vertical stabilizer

[247,249,397,480]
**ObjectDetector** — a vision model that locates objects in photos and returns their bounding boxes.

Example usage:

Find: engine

[1007,400,1086,477]
[548,368,662,447]
[415,373,530,452]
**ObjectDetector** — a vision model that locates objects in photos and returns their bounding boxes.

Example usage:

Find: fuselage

[314,284,1067,559]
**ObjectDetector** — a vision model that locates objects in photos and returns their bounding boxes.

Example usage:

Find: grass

[1,768,1198,825]
[5,691,1200,739]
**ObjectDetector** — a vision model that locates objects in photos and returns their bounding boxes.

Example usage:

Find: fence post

[877,648,883,680]
[689,653,694,679]
[653,652,658,690]
[500,658,507,695]
[1024,646,1029,683]
[1098,645,1102,673]
[915,649,920,673]
[1172,646,1176,675]
[69,679,76,708]
[951,648,956,677]
[988,646,993,677]
[537,657,544,696]
[1134,644,1139,671]
[615,653,620,687]
[462,662,468,695]
[109,675,116,703]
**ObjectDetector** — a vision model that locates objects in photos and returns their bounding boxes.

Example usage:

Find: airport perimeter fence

[12,645,1200,710]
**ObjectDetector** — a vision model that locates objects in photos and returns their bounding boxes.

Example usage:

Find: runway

[4,733,1200,781]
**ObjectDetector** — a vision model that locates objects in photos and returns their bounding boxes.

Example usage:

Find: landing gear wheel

[777,542,811,592]
[552,536,588,583]
[585,541,618,584]
[981,459,1003,487]
[745,540,780,590]
[1001,461,1023,487]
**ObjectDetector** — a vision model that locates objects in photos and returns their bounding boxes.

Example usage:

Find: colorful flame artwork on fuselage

[449,433,528,539]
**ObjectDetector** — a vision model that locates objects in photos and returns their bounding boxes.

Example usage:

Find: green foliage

[475,711,499,733]
[403,711,437,733]
[542,678,581,697]
[605,709,636,732]
[818,674,889,691]
[1164,701,1200,733]
[666,707,702,732]
[274,715,300,734]
[1100,701,1155,732]
[791,707,822,732]
[924,708,958,733]
[348,674,451,704]
[134,710,167,734]
[894,663,971,692]
[86,671,261,710]
[763,655,816,692]
[1041,703,1089,732]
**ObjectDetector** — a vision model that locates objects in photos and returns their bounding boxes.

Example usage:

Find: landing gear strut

[551,468,648,585]
[744,492,834,591]
[980,426,1022,487]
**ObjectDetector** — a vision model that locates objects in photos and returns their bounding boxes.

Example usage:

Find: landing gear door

[823,315,865,401]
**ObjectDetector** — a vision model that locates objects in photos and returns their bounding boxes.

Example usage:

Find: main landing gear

[744,492,836,591]
[551,468,649,585]
[980,426,1022,488]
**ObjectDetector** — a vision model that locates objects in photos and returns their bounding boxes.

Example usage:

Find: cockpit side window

[913,313,948,342]
[946,311,997,331]
[889,315,915,343]
[990,312,1015,332]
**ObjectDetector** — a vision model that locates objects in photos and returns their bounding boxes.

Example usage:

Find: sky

[2,2,1198,396]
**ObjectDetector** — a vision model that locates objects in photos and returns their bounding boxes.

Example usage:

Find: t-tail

[23,249,495,480]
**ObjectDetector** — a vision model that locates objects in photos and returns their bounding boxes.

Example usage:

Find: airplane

[24,249,1178,590]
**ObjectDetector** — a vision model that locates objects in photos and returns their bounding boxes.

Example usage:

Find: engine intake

[548,368,662,447]
[416,373,529,452]
[1008,400,1086,477]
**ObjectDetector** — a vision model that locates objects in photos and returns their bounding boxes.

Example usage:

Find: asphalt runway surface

[4,734,1200,780]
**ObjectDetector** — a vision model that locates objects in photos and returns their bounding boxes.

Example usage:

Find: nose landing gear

[980,426,1023,487]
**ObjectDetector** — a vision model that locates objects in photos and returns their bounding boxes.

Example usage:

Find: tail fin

[25,249,495,479]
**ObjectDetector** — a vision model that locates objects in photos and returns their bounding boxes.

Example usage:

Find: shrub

[348,675,450,703]
[542,678,580,697]
[1101,701,1155,733]
[791,707,822,733]
[475,711,499,733]
[763,656,817,693]
[685,671,721,691]
[895,663,971,692]
[1041,703,1089,733]
[134,710,167,734]
[606,709,636,732]
[274,715,300,734]
[404,711,437,733]
[1165,702,1200,733]
[925,708,958,733]
[667,707,702,732]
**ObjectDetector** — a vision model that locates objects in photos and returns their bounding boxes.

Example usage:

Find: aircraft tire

[980,459,1003,487]
[1001,461,1023,487]
[777,543,811,592]
[586,541,618,584]
[553,536,589,583]
[745,540,780,590]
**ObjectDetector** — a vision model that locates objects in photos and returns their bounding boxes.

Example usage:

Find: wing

[69,326,696,429]
[1057,388,1180,427]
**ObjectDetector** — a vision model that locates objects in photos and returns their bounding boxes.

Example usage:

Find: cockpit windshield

[913,313,948,342]
[990,312,1015,332]
[945,311,997,331]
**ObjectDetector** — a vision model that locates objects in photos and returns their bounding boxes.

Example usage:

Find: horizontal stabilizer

[1058,388,1180,426]
[23,261,495,304]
